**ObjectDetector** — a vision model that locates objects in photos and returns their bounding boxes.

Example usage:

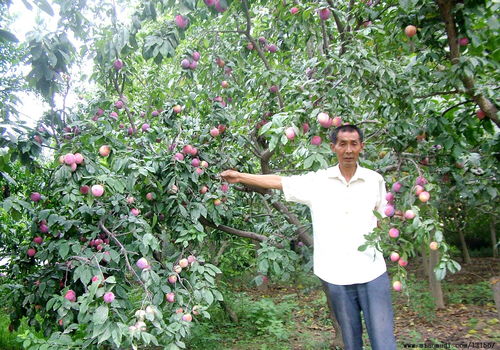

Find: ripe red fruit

[78,178,88,189]
[311,136,322,145]
[317,112,331,127]
[187,255,196,264]
[415,176,427,186]
[99,145,111,157]
[64,290,76,302]
[404,210,416,219]
[414,185,424,196]
[74,153,84,164]
[418,191,430,202]
[115,100,124,109]
[146,192,154,201]
[182,313,193,322]
[200,186,208,194]
[109,111,118,119]
[390,252,400,262]
[405,25,417,38]
[168,275,178,284]
[210,127,220,137]
[30,192,42,202]
[247,42,254,50]
[173,105,182,114]
[179,258,189,268]
[64,153,76,165]
[398,259,408,267]
[476,109,486,120]
[204,0,215,6]
[200,160,209,168]
[429,241,439,250]
[213,199,222,206]
[290,7,299,14]
[384,205,395,217]
[174,153,184,161]
[166,292,175,303]
[113,59,123,71]
[33,236,43,244]
[392,281,402,292]
[332,116,343,127]
[91,184,105,197]
[388,228,399,238]
[221,183,229,193]
[458,37,469,46]
[216,57,225,68]
[318,8,331,20]
[27,248,36,257]
[103,292,115,303]
[189,60,198,70]
[267,44,277,53]
[302,123,310,133]
[175,15,188,29]
[181,59,190,69]
[217,124,227,133]
[39,223,49,233]
[182,144,194,154]
[195,167,204,175]
[192,51,200,61]
[385,192,395,202]
[269,85,278,93]
[285,127,295,140]
[191,158,200,167]
[392,182,402,192]
[221,80,229,88]
[136,258,149,270]
[130,208,140,216]
[214,0,227,12]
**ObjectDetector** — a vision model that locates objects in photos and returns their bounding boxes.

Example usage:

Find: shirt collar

[327,164,367,182]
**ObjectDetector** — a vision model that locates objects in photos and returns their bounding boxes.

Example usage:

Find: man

[220,124,396,350]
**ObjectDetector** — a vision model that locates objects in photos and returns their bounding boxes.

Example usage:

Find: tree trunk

[490,276,500,319]
[421,242,429,278]
[428,249,445,309]
[458,229,472,264]
[490,218,498,258]
[321,281,344,349]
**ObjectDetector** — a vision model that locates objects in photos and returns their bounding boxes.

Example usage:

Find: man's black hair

[329,124,364,144]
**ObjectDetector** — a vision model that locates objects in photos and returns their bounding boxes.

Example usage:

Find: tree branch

[436,0,499,127]
[198,216,282,247]
[415,90,461,99]
[99,219,147,293]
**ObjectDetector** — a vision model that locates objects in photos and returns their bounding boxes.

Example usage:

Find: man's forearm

[238,173,283,190]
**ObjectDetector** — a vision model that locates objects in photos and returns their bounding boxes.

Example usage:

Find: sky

[8,1,86,128]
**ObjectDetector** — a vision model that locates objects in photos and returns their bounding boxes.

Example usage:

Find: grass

[0,313,24,350]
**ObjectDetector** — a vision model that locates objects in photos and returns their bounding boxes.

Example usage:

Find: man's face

[330,130,364,168]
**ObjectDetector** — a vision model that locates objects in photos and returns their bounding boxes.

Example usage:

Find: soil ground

[226,257,500,350]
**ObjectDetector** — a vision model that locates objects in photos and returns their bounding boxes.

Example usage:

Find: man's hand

[220,170,241,184]
[219,170,283,190]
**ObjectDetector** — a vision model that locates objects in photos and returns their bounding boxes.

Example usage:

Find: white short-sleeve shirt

[282,164,387,285]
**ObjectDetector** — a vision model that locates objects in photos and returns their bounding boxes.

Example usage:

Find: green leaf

[59,242,70,259]
[0,29,18,43]
[93,305,109,325]
[34,0,54,16]
[203,290,214,305]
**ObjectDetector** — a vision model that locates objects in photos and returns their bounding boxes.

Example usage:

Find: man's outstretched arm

[220,170,283,191]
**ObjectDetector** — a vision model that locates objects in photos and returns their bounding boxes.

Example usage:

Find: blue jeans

[322,272,396,350]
